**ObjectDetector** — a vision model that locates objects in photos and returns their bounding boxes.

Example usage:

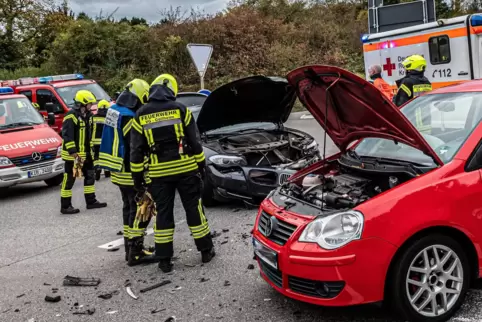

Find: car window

[355,92,482,165]
[56,83,111,108]
[36,89,63,113]
[0,97,44,127]
[177,94,207,108]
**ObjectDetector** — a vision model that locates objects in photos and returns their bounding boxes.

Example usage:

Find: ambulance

[362,13,482,91]
[0,74,112,134]
[0,87,64,189]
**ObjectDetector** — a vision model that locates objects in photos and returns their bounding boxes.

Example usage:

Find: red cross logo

[383,58,396,76]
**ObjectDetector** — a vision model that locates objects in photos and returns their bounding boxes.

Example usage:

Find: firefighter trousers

[60,159,97,209]
[119,186,150,245]
[150,172,213,259]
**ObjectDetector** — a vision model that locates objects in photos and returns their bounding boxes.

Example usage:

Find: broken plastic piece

[107,247,120,252]
[151,308,166,314]
[44,295,61,303]
[247,264,255,270]
[165,317,176,322]
[63,275,101,287]
[140,280,171,293]
[126,285,138,300]
[73,308,95,315]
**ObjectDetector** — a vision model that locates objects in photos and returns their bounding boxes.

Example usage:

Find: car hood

[196,76,297,134]
[0,125,61,158]
[286,65,442,165]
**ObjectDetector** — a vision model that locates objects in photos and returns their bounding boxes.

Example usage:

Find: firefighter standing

[92,99,111,181]
[130,74,215,273]
[60,90,107,214]
[368,64,394,101]
[393,54,433,133]
[98,79,156,266]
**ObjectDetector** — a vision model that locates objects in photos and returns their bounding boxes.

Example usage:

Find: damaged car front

[192,76,320,206]
[252,65,482,322]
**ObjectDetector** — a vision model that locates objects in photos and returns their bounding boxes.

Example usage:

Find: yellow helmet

[74,90,96,107]
[151,74,178,96]
[97,99,111,109]
[402,55,427,72]
[126,79,149,104]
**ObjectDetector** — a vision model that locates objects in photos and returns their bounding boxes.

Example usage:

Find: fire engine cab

[1,74,112,134]
[0,86,64,189]
[363,13,482,91]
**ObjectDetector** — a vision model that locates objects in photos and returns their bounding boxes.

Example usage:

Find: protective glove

[135,191,156,222]
[73,155,84,178]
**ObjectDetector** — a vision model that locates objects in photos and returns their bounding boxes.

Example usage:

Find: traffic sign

[187,44,213,90]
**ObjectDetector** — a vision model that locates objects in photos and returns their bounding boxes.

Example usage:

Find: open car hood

[286,65,442,165]
[196,76,296,133]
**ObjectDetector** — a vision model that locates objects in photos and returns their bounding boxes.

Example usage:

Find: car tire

[389,234,470,322]
[45,174,63,187]
[202,178,217,207]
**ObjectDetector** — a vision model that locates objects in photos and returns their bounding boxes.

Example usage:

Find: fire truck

[1,74,112,134]
[362,13,482,92]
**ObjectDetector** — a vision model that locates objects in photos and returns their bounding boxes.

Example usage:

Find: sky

[69,0,231,21]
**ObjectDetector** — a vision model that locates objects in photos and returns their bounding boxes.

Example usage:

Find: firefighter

[60,90,107,214]
[368,64,394,101]
[98,79,157,266]
[130,74,215,273]
[393,54,433,133]
[92,99,111,181]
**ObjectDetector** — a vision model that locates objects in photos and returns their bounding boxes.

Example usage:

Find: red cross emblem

[383,58,396,76]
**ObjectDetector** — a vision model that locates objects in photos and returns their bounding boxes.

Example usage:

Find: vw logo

[265,216,279,237]
[32,152,42,162]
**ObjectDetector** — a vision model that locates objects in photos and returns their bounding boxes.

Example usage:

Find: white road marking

[97,219,186,249]
[300,114,314,119]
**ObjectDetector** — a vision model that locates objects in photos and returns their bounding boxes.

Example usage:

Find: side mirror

[45,102,55,113]
[47,112,55,125]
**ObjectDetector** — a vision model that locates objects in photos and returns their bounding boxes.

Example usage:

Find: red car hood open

[286,65,442,165]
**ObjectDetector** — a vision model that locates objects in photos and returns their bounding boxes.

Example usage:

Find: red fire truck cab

[1,74,112,134]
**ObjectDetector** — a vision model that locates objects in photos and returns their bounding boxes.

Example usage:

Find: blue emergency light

[198,89,211,96]
[38,74,85,83]
[361,34,369,43]
[471,14,482,27]
[0,87,14,95]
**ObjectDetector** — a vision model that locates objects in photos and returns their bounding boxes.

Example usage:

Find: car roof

[0,94,27,99]
[52,79,96,88]
[430,80,482,95]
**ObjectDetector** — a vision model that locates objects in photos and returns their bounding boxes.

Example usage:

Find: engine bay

[279,167,410,211]
[204,130,320,170]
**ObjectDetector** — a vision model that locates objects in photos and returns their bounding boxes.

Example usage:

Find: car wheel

[389,234,470,322]
[45,174,63,187]
[202,178,217,207]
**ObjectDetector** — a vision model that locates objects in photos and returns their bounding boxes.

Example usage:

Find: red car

[252,65,482,322]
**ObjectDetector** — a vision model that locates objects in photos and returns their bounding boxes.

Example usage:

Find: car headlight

[299,211,364,250]
[209,155,247,167]
[0,156,13,168]
[57,146,62,157]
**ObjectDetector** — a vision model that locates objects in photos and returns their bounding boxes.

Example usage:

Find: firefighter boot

[105,170,111,178]
[202,247,216,263]
[60,206,80,215]
[158,258,173,273]
[86,200,108,209]
[127,237,158,267]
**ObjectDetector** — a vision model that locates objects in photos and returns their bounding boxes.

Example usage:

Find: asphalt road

[1,112,481,322]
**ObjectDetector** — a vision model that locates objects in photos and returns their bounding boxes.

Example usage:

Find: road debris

[224,281,231,286]
[98,291,119,300]
[200,278,210,283]
[107,247,120,252]
[140,280,171,293]
[264,298,271,302]
[222,229,230,232]
[116,231,123,235]
[151,308,166,314]
[125,282,138,300]
[43,283,51,286]
[27,318,35,322]
[16,293,25,298]
[44,295,61,303]
[2,309,11,313]
[63,276,100,287]
[221,241,228,245]
[184,263,196,267]
[165,316,176,322]
[247,264,255,270]
[212,231,222,238]
[14,309,19,312]
[73,308,95,315]
[106,310,118,314]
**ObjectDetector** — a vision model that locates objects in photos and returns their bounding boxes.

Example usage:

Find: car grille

[10,151,57,167]
[278,173,291,184]
[258,211,297,245]
[20,161,55,171]
[259,260,283,288]
[288,276,345,299]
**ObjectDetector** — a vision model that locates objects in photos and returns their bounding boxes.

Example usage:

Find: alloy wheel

[405,244,463,317]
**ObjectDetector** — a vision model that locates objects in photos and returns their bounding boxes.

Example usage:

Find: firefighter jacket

[61,109,93,161]
[91,108,107,146]
[130,85,206,182]
[393,71,433,133]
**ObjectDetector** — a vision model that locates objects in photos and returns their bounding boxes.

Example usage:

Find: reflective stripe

[65,141,76,149]
[194,152,205,163]
[413,84,432,96]
[400,84,411,97]
[184,109,192,126]
[154,228,174,244]
[131,162,145,173]
[132,119,143,133]
[111,172,134,186]
[79,121,85,154]
[123,225,130,239]
[190,201,210,239]
[61,150,75,161]
[60,173,72,197]
[149,163,198,177]
[63,114,78,125]
[93,116,105,124]
[84,186,95,194]
[113,128,119,157]
[149,157,196,170]
[123,119,133,137]
[129,218,147,238]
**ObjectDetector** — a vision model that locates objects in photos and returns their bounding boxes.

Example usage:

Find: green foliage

[0,0,479,96]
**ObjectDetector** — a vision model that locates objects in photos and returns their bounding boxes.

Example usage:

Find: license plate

[28,166,53,178]
[253,237,278,269]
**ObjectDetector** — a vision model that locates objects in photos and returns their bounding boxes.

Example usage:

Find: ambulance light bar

[471,14,482,27]
[0,87,14,95]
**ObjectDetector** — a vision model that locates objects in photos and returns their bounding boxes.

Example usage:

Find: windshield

[354,92,482,165]
[56,83,111,108]
[177,94,207,108]
[0,97,45,127]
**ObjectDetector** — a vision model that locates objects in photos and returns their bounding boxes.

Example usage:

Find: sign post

[186,44,213,90]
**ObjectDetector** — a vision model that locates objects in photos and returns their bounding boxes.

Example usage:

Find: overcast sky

[69,0,230,21]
